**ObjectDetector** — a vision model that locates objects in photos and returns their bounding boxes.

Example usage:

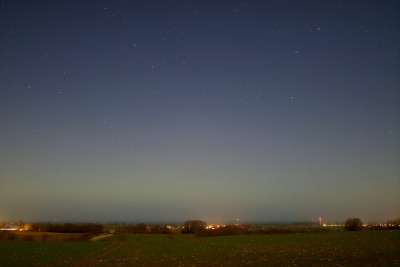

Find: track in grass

[45,241,123,266]
[72,241,124,267]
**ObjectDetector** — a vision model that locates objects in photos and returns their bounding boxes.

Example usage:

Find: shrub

[1,232,17,241]
[181,220,207,234]
[344,218,363,231]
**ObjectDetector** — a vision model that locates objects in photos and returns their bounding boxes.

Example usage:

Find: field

[0,230,399,266]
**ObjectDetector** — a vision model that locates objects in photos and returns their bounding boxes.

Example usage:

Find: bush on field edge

[0,231,17,241]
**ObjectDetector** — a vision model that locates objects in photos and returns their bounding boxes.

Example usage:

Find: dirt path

[45,239,122,267]
[91,233,114,241]
[71,241,124,267]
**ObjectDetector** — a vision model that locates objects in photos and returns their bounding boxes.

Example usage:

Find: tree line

[180,217,400,237]
[180,220,330,237]
[116,223,172,234]
[30,223,103,234]
[344,217,400,231]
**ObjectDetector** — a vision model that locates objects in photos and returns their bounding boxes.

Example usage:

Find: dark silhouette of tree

[134,223,147,233]
[30,223,42,232]
[181,220,207,234]
[195,224,246,237]
[43,223,103,234]
[150,225,171,234]
[344,218,363,231]
[387,218,400,229]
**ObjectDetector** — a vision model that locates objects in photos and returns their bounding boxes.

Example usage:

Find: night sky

[1,0,399,223]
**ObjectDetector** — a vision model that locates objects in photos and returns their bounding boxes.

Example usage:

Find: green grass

[101,231,400,266]
[1,230,399,266]
[0,240,111,266]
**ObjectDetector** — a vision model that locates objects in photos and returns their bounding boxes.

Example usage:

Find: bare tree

[181,220,207,234]
[344,218,363,231]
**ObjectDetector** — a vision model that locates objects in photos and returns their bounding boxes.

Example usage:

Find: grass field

[1,230,399,266]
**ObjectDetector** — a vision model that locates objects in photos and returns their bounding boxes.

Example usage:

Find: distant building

[0,225,17,231]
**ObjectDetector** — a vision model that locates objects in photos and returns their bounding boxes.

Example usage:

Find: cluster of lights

[205,224,226,230]
[322,224,344,227]
[0,224,31,231]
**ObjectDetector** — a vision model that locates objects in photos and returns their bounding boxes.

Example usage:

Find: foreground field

[1,230,399,266]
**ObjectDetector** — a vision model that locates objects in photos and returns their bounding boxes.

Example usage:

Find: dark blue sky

[1,0,399,223]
